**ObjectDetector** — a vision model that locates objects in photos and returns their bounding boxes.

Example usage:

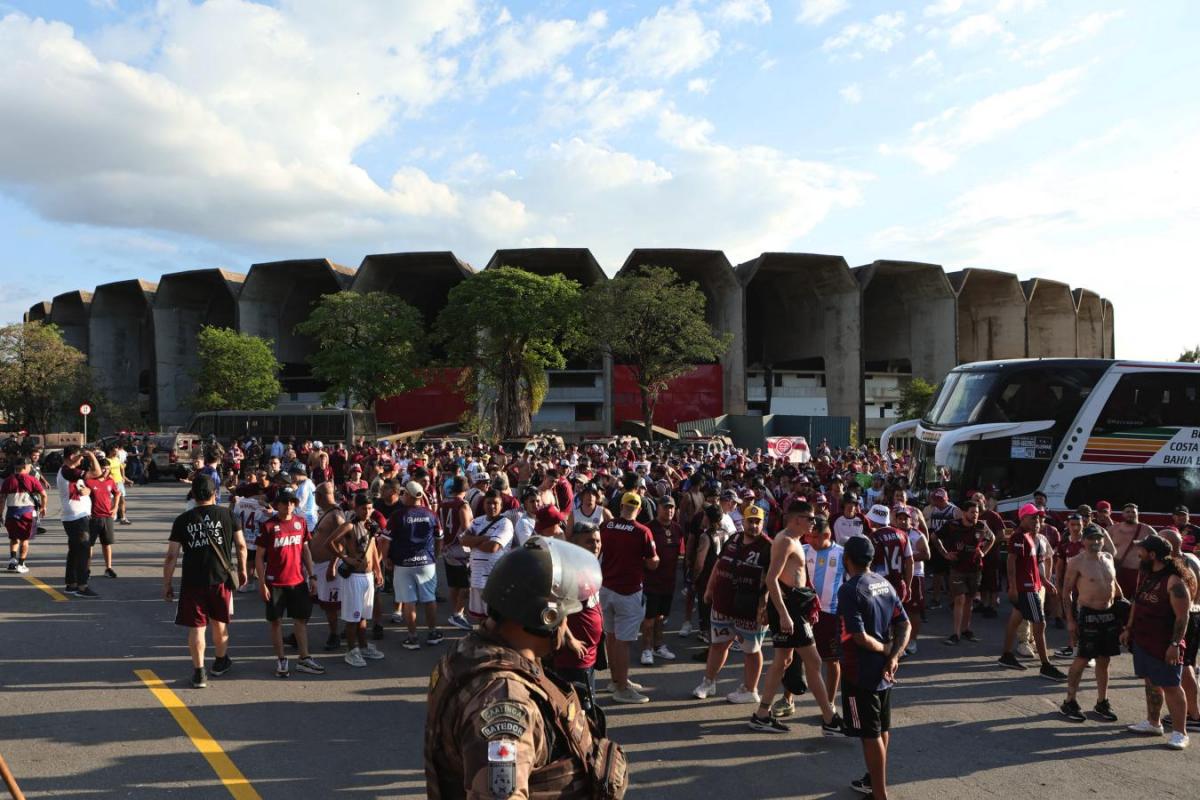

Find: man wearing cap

[1172,506,1199,554]
[340,464,368,507]
[1109,502,1156,600]
[640,495,682,665]
[1059,524,1123,723]
[1094,500,1115,529]
[256,489,325,678]
[438,476,473,631]
[838,534,910,799]
[567,482,611,532]
[924,488,959,611]
[289,463,318,531]
[533,505,566,540]
[999,504,1067,680]
[1054,513,1088,658]
[831,494,868,547]
[1122,533,1195,749]
[598,491,659,704]
[936,501,994,645]
[867,504,913,606]
[387,480,444,650]
[1160,528,1200,732]
[895,506,928,654]
[969,490,1003,620]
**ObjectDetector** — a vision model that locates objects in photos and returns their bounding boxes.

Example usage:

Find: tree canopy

[1179,346,1200,363]
[294,291,426,408]
[191,326,282,411]
[581,265,729,440]
[899,377,937,421]
[0,322,87,435]
[435,266,582,438]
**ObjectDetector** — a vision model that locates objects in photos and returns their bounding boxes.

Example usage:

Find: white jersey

[832,514,867,546]
[906,528,927,577]
[513,514,536,548]
[573,504,605,528]
[468,515,514,590]
[233,497,272,549]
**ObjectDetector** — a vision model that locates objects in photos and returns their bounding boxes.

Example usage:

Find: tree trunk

[641,389,654,443]
[496,353,531,438]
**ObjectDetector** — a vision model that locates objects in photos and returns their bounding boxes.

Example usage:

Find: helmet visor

[529,536,602,619]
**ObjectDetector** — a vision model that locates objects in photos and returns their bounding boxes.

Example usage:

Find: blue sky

[0,0,1196,360]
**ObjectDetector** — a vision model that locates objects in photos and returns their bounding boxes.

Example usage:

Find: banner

[766,436,810,464]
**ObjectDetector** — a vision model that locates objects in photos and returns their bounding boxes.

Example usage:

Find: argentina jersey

[804,542,846,614]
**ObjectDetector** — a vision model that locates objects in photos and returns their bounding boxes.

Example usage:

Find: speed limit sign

[79,403,92,416]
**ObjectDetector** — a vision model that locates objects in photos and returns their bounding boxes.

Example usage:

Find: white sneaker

[15,563,29,574]
[730,640,744,653]
[1086,659,1096,668]
[653,644,677,661]
[640,649,654,666]
[1015,642,1035,659]
[1166,731,1190,750]
[344,648,367,668]
[727,687,761,705]
[679,621,693,638]
[611,687,650,704]
[692,678,718,699]
[905,642,918,656]
[390,612,405,623]
[363,643,385,660]
[1127,719,1165,735]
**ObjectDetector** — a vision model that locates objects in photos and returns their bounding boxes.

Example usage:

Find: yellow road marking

[23,575,67,602]
[134,669,261,800]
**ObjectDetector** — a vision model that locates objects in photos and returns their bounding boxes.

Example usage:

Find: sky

[0,0,1196,361]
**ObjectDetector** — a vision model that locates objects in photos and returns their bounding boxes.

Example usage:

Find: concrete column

[153,269,244,428]
[49,291,92,357]
[947,269,1026,362]
[1101,299,1115,358]
[1073,288,1103,358]
[1022,279,1077,358]
[89,280,157,420]
[26,302,50,324]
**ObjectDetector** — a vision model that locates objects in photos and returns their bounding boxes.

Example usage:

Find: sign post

[79,403,92,443]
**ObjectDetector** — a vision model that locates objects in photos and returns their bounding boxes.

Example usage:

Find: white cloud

[840,83,862,103]
[1010,10,1124,62]
[543,78,664,134]
[947,14,1011,47]
[911,48,941,70]
[881,67,1086,171]
[468,11,606,88]
[797,0,849,26]
[714,0,772,25]
[872,123,1200,361]
[608,3,721,79]
[922,0,962,17]
[822,12,905,58]
[687,77,712,94]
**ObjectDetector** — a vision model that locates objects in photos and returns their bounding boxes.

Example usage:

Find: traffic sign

[79,403,92,416]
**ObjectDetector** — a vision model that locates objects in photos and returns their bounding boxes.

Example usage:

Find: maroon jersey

[1009,530,1042,591]
[710,533,772,623]
[438,496,471,566]
[940,521,989,572]
[643,520,683,594]
[1057,537,1085,563]
[870,526,912,595]
[84,477,119,519]
[259,515,309,587]
[1132,568,1178,660]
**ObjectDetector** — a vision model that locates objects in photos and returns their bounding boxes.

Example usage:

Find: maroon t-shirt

[1009,530,1042,591]
[599,518,656,595]
[84,477,119,518]
[643,520,683,594]
[553,601,602,670]
[259,515,309,587]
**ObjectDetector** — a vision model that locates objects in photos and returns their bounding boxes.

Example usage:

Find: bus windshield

[924,366,1103,429]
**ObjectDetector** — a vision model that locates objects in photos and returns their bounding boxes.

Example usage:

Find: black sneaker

[402,636,420,650]
[998,652,1028,671]
[1054,645,1075,660]
[748,713,790,733]
[210,656,233,677]
[74,586,100,599]
[372,624,385,641]
[821,713,845,736]
[324,633,342,652]
[850,772,872,795]
[192,667,208,688]
[943,634,960,646]
[104,568,118,579]
[427,630,444,645]
[962,630,980,643]
[1094,699,1118,722]
[1060,699,1085,722]
[1039,663,1067,682]
[284,633,298,648]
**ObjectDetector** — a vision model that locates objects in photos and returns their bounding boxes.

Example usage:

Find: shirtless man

[750,501,842,735]
[1108,503,1156,600]
[567,482,611,531]
[308,483,347,652]
[1059,524,1123,722]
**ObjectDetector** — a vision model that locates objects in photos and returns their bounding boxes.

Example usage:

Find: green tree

[0,322,87,435]
[581,266,730,441]
[294,291,426,408]
[1179,346,1200,363]
[435,267,582,438]
[191,326,282,411]
[899,377,937,421]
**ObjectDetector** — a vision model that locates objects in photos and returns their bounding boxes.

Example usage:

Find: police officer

[425,536,628,799]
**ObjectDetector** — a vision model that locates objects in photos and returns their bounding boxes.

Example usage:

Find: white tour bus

[882,359,1200,525]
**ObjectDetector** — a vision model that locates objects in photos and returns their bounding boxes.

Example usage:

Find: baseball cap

[744,504,765,521]
[1123,502,1138,511]
[349,464,362,473]
[931,488,948,500]
[1018,502,1045,519]
[892,505,910,517]
[288,463,307,475]
[1137,533,1171,559]
[1082,523,1105,539]
[1066,512,1083,522]
[866,504,891,526]
[720,489,738,502]
[659,495,676,507]
[1175,505,1191,515]
[815,494,829,504]
[843,494,861,506]
[403,480,425,498]
[844,535,875,565]
[1076,504,1093,517]
[1095,500,1112,511]
[274,489,298,505]
[620,492,642,508]
[535,506,566,531]
[740,488,756,500]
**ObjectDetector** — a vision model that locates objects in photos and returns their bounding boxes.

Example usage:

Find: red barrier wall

[374,368,469,432]
[613,364,723,430]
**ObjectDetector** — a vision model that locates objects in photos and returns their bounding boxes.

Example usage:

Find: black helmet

[483,536,602,637]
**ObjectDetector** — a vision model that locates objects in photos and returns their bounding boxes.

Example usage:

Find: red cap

[535,506,566,531]
[1095,500,1112,511]
[1018,502,1045,519]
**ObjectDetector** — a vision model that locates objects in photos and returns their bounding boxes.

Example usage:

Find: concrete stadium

[26,249,1114,439]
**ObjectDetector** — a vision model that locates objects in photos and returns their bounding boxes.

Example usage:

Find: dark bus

[186,409,377,444]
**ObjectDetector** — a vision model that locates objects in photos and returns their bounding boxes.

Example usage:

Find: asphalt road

[2,484,1197,799]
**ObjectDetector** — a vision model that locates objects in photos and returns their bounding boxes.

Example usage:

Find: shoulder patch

[480,701,530,739]
[488,739,517,799]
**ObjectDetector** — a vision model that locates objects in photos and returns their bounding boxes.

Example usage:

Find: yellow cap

[620,492,642,508]
[744,504,765,521]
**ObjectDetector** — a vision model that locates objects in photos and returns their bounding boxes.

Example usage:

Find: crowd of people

[5,431,1199,797]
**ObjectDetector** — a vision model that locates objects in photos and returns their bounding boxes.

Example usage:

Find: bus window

[925,371,997,426]
[977,367,1101,427]
[1065,468,1200,512]
[1095,372,1200,435]
[312,413,342,440]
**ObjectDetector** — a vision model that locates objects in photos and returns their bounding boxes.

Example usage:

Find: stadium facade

[28,249,1114,439]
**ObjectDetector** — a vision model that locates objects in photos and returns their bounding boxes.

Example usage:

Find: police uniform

[425,629,626,799]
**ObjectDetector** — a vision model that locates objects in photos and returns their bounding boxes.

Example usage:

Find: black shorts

[264,582,313,622]
[1014,591,1044,623]
[1185,611,1200,669]
[767,586,816,649]
[843,687,892,739]
[1076,606,1121,660]
[643,591,674,620]
[88,516,115,547]
[444,561,469,589]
